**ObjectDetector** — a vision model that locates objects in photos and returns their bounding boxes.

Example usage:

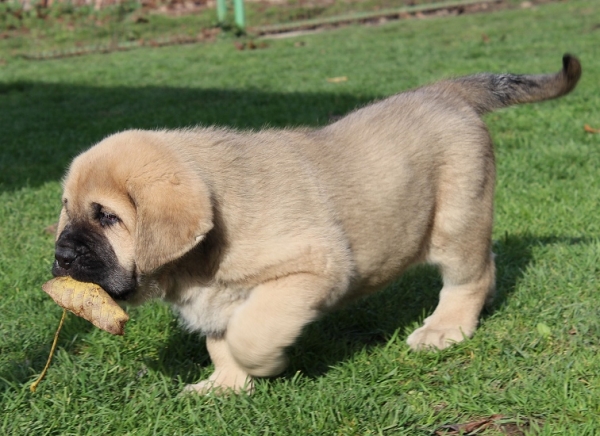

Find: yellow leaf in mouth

[42,276,129,335]
[31,278,129,392]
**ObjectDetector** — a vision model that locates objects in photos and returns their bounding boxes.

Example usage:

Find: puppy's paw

[182,380,219,396]
[406,325,468,350]
[182,373,255,396]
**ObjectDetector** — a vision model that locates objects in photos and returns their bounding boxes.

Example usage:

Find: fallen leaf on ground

[234,41,268,51]
[326,76,348,83]
[434,415,538,435]
[435,415,503,435]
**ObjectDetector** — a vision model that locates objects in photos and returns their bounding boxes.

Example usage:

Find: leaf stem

[30,308,67,393]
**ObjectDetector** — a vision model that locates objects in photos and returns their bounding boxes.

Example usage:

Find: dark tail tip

[562,54,582,91]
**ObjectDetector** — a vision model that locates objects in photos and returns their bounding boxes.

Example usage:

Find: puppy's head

[52,130,213,303]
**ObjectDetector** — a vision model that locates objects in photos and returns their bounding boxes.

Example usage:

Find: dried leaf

[42,277,129,335]
[434,415,537,435]
[584,124,600,133]
[326,76,348,83]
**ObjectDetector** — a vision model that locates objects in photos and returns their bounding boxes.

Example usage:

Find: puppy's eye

[99,211,120,227]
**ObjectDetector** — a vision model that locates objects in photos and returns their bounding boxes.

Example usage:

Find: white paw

[182,375,254,396]
[406,325,468,350]
[182,380,217,395]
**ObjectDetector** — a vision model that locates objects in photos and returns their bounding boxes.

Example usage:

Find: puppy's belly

[173,285,251,336]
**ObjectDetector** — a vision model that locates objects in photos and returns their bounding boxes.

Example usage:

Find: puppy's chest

[171,283,251,336]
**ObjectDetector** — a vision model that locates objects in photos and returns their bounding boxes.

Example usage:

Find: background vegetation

[1,0,598,434]
[0,0,538,57]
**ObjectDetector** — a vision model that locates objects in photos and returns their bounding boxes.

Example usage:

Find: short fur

[53,55,581,393]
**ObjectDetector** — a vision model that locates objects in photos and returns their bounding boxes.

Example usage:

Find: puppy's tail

[450,54,581,115]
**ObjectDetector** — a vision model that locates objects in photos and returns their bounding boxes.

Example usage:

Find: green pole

[233,0,245,30]
[216,0,227,24]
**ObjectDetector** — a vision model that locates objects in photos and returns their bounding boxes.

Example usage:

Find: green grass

[1,0,599,434]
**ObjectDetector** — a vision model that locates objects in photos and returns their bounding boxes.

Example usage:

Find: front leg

[184,335,254,394]
[226,273,331,378]
[185,273,342,394]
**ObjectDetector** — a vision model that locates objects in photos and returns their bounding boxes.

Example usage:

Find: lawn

[1,0,599,434]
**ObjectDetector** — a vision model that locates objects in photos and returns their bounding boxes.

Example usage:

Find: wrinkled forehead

[60,129,186,218]
[61,142,135,217]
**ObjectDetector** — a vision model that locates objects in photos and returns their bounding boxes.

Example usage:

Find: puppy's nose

[55,245,78,270]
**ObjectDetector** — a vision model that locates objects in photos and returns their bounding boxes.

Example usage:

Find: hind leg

[407,152,496,350]
[406,250,495,349]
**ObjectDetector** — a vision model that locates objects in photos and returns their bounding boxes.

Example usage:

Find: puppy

[52,55,581,393]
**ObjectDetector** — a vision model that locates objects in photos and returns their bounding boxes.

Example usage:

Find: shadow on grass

[148,234,593,385]
[0,81,376,192]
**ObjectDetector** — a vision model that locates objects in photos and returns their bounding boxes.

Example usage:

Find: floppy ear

[127,169,213,274]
